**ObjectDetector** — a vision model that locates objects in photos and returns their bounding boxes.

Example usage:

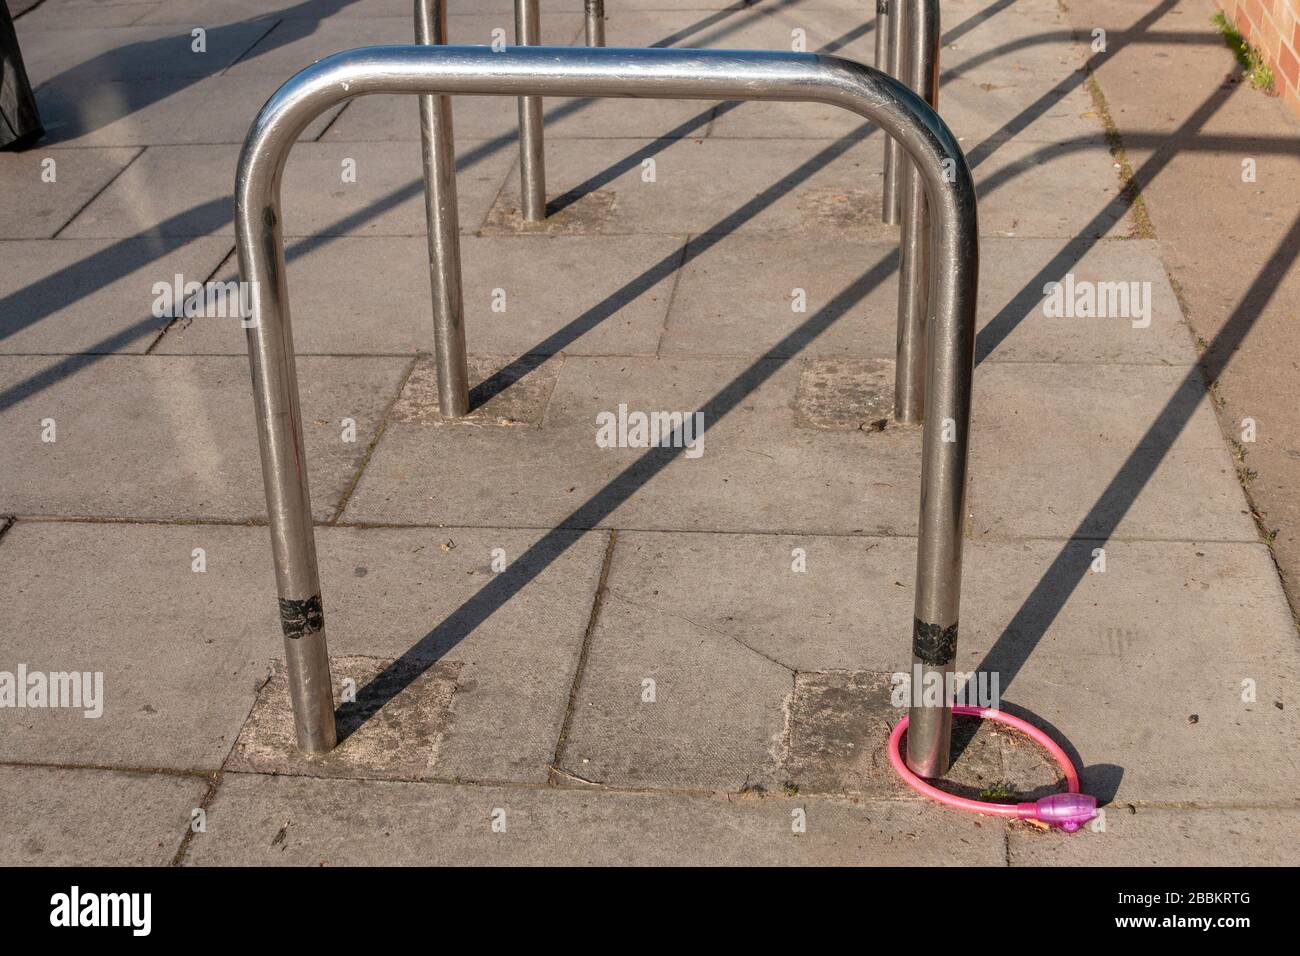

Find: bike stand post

[415,0,469,418]
[235,45,978,775]
[880,0,905,225]
[894,0,940,426]
[586,0,607,47]
[515,0,547,221]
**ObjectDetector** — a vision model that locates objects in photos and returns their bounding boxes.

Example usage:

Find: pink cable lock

[888,705,1098,832]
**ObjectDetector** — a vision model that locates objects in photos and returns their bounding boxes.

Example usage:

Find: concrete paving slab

[610,1,1094,151]
[603,0,829,11]
[279,140,517,237]
[968,362,1258,541]
[132,0,458,26]
[14,21,275,85]
[437,233,684,357]
[660,235,1196,364]
[955,538,1299,805]
[485,135,895,239]
[0,355,409,521]
[16,0,160,29]
[1233,443,1300,610]
[550,530,1299,804]
[1008,806,1300,866]
[786,670,1053,799]
[973,137,1134,239]
[153,234,681,357]
[59,141,516,238]
[567,533,1300,677]
[959,537,1298,669]
[0,237,233,354]
[975,237,1199,365]
[585,3,798,53]
[0,521,275,769]
[537,105,718,152]
[997,658,1300,805]
[939,13,1087,81]
[393,353,562,426]
[485,133,1129,240]
[793,358,896,428]
[0,766,205,866]
[325,94,519,144]
[455,0,584,12]
[1064,0,1300,620]
[560,591,795,791]
[659,236,897,360]
[35,74,345,148]
[229,655,461,781]
[343,355,927,534]
[939,76,1105,149]
[587,531,918,676]
[0,147,140,239]
[57,144,239,238]
[223,14,583,80]
[1069,0,1255,139]
[326,91,721,144]
[596,6,873,62]
[483,186,621,234]
[0,521,607,783]
[297,526,609,784]
[705,82,1102,148]
[184,772,1008,865]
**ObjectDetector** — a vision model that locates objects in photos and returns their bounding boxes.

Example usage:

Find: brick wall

[1216,0,1300,117]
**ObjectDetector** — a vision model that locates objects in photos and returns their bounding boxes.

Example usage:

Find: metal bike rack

[415,1,936,423]
[894,0,941,424]
[514,0,548,222]
[235,44,979,779]
[878,0,901,225]
[416,0,610,235]
[879,0,944,410]
[585,1,607,47]
[878,0,941,235]
[412,2,608,409]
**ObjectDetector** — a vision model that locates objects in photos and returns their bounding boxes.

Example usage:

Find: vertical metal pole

[893,0,939,426]
[585,0,606,46]
[903,2,959,779]
[416,0,469,417]
[880,0,904,225]
[515,0,547,221]
[874,0,890,80]
[238,183,337,755]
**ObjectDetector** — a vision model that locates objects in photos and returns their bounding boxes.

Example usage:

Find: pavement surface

[2,0,1298,866]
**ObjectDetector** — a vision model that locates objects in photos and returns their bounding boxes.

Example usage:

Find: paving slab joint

[328,354,421,525]
[550,529,618,783]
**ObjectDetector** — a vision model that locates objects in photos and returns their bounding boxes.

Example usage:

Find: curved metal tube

[235,45,978,774]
